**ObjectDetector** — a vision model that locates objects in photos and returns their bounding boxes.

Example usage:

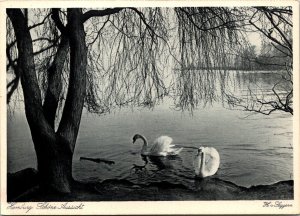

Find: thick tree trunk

[43,35,69,129]
[33,132,73,193]
[57,9,87,151]
[7,9,86,193]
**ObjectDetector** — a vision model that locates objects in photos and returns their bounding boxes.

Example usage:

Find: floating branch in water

[80,157,115,165]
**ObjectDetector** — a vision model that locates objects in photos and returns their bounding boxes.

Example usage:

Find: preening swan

[132,134,183,156]
[194,147,220,178]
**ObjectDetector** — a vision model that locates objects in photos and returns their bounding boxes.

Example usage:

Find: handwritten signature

[263,201,292,209]
[7,202,84,213]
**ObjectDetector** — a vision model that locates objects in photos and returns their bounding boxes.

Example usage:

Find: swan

[194,146,220,178]
[132,134,183,156]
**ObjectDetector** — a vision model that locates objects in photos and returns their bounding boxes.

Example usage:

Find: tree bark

[57,9,87,152]
[43,34,69,129]
[7,9,82,193]
[33,132,73,193]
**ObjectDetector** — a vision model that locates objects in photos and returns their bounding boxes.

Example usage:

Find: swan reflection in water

[131,155,182,176]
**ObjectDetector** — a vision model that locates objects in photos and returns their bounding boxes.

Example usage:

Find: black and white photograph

[1,0,299,215]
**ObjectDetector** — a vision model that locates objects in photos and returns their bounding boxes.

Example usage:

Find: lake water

[7,71,293,189]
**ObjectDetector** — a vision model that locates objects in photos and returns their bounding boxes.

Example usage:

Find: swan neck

[200,152,205,173]
[139,135,148,146]
[138,135,148,154]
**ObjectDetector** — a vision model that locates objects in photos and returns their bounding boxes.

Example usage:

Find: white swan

[194,146,220,178]
[132,134,183,156]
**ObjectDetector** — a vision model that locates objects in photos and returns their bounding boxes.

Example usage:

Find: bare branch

[87,15,110,46]
[28,12,51,29]
[82,8,124,23]
[51,9,67,34]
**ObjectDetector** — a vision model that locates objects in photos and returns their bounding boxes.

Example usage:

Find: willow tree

[225,7,293,115]
[7,7,243,193]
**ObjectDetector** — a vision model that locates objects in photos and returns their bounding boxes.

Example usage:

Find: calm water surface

[7,71,293,188]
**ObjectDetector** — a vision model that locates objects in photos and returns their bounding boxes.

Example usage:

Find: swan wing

[150,136,173,154]
[203,147,220,176]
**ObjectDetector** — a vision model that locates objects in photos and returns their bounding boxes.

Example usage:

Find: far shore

[7,168,293,201]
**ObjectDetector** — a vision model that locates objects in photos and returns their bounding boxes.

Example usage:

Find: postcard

[1,0,299,215]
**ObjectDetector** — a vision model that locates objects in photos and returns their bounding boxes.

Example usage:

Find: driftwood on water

[80,157,115,165]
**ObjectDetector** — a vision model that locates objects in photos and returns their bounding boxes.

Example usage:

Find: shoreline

[8,168,293,201]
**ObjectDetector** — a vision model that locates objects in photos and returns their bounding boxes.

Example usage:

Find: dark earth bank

[8,168,293,201]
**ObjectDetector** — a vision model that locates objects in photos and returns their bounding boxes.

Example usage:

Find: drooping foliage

[7,7,247,116]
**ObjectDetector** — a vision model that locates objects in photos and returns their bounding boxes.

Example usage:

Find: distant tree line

[184,41,291,71]
[233,42,292,71]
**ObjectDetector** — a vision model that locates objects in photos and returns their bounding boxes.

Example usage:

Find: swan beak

[197,148,203,155]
